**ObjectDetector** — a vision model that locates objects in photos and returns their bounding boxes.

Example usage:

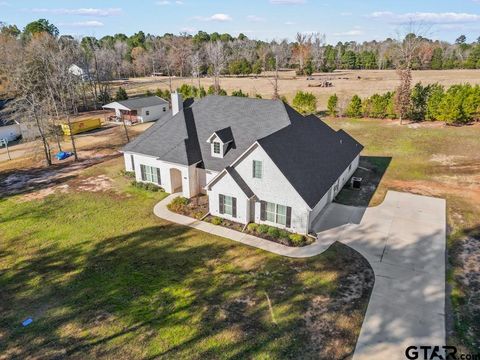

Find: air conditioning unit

[351,177,362,189]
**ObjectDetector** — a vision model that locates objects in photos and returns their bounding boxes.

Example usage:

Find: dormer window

[207,127,234,159]
[213,142,221,154]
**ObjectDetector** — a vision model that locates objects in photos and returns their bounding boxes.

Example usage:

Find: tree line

[326,83,480,124]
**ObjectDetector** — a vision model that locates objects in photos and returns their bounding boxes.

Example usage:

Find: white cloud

[0,1,10,6]
[156,0,183,5]
[59,20,104,27]
[194,13,232,22]
[340,12,352,16]
[369,11,480,24]
[247,15,266,22]
[30,8,122,16]
[180,27,195,33]
[333,29,364,36]
[284,21,295,25]
[270,0,306,4]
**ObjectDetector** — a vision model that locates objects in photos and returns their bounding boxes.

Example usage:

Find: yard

[0,157,373,359]
[325,117,480,352]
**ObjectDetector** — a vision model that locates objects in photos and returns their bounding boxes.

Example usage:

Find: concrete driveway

[313,191,446,360]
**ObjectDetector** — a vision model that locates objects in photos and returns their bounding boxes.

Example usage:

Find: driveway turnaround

[155,191,446,360]
[313,191,446,360]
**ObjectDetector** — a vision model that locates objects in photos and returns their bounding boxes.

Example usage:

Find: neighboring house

[103,96,169,125]
[122,93,363,234]
[0,99,21,142]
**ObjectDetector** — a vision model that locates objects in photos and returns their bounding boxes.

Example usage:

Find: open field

[324,117,480,352]
[0,157,373,359]
[123,69,480,110]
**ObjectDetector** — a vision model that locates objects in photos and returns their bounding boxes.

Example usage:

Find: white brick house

[122,93,362,234]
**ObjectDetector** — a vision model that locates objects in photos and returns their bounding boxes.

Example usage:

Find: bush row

[328,83,480,124]
[247,223,306,246]
[131,181,164,192]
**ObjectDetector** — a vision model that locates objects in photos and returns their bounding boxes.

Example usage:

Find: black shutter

[219,194,225,214]
[130,155,135,171]
[156,168,161,185]
[252,161,255,178]
[260,201,266,221]
[140,164,146,181]
[232,197,237,218]
[286,206,292,228]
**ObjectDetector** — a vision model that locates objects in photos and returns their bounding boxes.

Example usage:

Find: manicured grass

[0,159,372,359]
[326,117,480,352]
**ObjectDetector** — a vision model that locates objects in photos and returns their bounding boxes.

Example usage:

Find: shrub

[193,211,204,220]
[257,224,270,234]
[289,233,306,246]
[156,88,171,101]
[278,230,290,240]
[121,170,135,178]
[327,94,338,117]
[207,85,227,96]
[231,89,248,97]
[292,91,317,114]
[131,181,163,192]
[211,216,223,225]
[345,95,362,118]
[267,226,280,238]
[167,196,189,212]
[115,87,128,101]
[247,223,258,232]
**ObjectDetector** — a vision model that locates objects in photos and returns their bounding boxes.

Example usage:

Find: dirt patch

[76,175,114,193]
[430,154,466,166]
[0,154,119,198]
[304,257,374,359]
[457,236,480,298]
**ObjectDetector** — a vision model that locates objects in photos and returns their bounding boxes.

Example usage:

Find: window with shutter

[262,201,292,228]
[219,194,225,214]
[219,195,236,217]
[140,164,161,184]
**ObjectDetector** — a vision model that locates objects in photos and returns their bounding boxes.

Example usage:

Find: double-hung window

[140,164,161,185]
[262,201,290,227]
[219,194,237,217]
[252,160,262,179]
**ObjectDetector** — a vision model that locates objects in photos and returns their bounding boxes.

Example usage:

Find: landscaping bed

[168,196,313,247]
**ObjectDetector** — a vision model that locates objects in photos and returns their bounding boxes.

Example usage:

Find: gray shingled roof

[115,96,168,110]
[123,95,363,208]
[123,96,291,169]
[257,109,363,208]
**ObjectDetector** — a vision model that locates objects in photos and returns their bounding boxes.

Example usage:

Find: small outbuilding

[103,96,169,125]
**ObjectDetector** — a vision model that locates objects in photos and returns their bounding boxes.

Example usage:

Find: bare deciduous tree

[205,41,226,94]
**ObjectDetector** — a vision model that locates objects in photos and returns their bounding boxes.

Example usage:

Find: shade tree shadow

[1,212,374,360]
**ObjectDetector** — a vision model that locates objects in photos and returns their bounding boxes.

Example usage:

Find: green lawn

[0,159,372,359]
[325,117,480,352]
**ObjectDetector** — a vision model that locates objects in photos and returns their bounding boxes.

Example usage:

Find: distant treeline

[1,18,480,84]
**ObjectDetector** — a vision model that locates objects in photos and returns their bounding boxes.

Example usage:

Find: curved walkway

[153,193,336,257]
[154,191,446,360]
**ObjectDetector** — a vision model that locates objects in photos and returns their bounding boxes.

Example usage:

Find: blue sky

[1,0,480,43]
